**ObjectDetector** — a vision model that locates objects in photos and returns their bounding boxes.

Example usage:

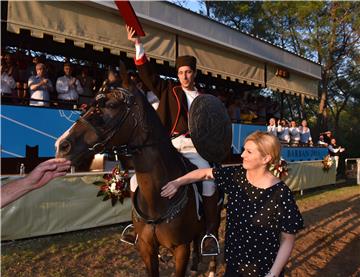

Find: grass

[295,183,359,201]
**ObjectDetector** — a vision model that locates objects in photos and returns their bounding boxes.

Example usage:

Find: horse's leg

[190,237,201,275]
[137,234,160,277]
[208,257,217,277]
[174,243,191,277]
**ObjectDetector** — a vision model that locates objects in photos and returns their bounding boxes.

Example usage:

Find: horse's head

[55,61,158,170]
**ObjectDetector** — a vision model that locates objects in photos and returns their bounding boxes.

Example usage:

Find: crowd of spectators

[266,117,313,146]
[1,51,285,121]
[1,51,104,108]
[214,90,280,125]
[265,117,347,170]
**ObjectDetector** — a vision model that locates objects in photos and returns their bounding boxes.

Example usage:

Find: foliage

[196,1,360,156]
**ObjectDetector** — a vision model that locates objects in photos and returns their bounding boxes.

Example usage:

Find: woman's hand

[161,180,181,199]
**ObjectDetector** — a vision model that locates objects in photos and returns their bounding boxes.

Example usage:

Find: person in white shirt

[28,63,53,107]
[298,119,312,146]
[317,135,328,147]
[277,119,290,143]
[289,120,300,146]
[328,138,345,169]
[56,63,83,107]
[1,63,16,99]
[267,117,277,137]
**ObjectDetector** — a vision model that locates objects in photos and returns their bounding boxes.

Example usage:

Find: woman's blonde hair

[244,131,281,166]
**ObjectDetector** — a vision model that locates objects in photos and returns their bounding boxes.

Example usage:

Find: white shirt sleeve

[135,43,145,60]
[75,79,84,95]
[7,74,16,89]
[56,77,69,94]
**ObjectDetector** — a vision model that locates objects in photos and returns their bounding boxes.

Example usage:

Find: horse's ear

[119,60,129,89]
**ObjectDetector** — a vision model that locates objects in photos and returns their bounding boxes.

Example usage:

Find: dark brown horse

[55,64,221,277]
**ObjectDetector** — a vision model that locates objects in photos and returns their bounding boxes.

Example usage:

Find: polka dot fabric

[213,165,304,277]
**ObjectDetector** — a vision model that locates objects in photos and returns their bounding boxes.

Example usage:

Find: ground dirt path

[2,185,359,277]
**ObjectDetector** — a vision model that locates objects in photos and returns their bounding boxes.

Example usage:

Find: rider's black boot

[201,195,220,256]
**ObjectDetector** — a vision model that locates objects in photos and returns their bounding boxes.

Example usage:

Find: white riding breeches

[130,135,216,196]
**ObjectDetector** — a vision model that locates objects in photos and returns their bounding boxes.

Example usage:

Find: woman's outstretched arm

[161,168,214,199]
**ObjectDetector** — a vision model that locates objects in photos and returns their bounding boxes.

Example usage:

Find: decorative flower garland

[322,155,333,171]
[269,158,289,179]
[93,165,130,206]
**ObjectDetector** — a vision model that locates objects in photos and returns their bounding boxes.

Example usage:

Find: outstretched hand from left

[26,158,71,189]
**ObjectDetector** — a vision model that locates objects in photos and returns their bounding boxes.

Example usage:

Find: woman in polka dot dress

[161,131,304,277]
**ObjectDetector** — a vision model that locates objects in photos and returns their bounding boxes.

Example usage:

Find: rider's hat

[175,55,197,71]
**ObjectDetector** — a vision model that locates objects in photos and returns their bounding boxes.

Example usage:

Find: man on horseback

[122,26,220,256]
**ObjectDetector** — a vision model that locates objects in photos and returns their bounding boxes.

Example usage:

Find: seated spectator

[28,63,53,107]
[1,60,16,103]
[128,70,159,110]
[328,138,345,169]
[277,119,290,144]
[267,117,277,137]
[56,62,83,108]
[289,120,300,146]
[77,67,96,105]
[298,119,313,146]
[317,135,328,147]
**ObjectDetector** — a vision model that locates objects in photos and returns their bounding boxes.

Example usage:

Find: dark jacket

[136,58,190,136]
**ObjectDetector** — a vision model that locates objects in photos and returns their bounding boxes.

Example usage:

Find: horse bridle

[80,87,137,155]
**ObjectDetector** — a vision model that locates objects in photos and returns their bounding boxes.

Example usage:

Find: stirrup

[200,233,220,256]
[120,224,138,246]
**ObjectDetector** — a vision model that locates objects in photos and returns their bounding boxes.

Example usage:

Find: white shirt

[28,75,53,106]
[146,90,159,110]
[298,126,312,143]
[56,75,84,101]
[267,125,277,137]
[277,125,290,142]
[1,72,16,94]
[182,87,199,110]
[289,127,300,142]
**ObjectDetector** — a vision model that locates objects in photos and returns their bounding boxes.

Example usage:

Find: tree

[200,1,360,135]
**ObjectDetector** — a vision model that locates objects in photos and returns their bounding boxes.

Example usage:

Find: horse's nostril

[59,140,71,154]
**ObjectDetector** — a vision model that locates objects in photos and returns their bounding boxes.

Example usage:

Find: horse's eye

[106,102,118,109]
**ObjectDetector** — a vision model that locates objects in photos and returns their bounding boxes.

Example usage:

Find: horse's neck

[129,96,187,218]
[132,140,185,218]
